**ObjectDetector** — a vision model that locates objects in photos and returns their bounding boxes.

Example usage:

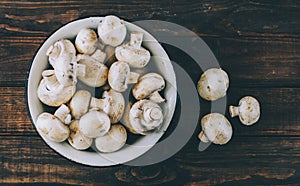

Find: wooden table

[1,1,299,185]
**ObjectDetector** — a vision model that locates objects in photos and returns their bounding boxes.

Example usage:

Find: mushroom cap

[108,61,132,92]
[36,112,70,142]
[97,15,126,47]
[197,68,229,101]
[68,120,93,150]
[230,96,260,126]
[75,28,98,55]
[102,89,125,123]
[126,100,164,135]
[115,45,150,68]
[201,113,232,145]
[132,73,165,100]
[77,54,108,87]
[46,39,76,65]
[37,71,76,107]
[79,110,111,138]
[95,124,127,153]
[69,90,91,119]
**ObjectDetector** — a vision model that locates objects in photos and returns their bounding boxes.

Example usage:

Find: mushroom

[68,120,93,150]
[197,68,229,101]
[77,50,108,87]
[198,113,232,145]
[229,96,260,126]
[69,89,125,123]
[36,104,71,142]
[97,15,126,47]
[46,39,86,86]
[37,70,76,107]
[75,28,98,55]
[108,61,139,92]
[115,32,151,68]
[124,100,164,135]
[69,90,92,119]
[79,110,111,138]
[90,89,125,123]
[132,73,165,103]
[95,124,127,153]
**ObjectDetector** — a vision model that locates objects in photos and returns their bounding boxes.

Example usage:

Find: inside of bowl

[27,17,177,166]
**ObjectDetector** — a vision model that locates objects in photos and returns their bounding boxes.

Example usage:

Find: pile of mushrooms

[36,15,167,153]
[197,68,261,146]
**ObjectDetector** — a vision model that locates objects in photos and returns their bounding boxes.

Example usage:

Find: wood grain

[0,0,299,185]
[1,135,300,185]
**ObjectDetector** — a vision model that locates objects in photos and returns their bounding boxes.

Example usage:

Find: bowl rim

[25,16,177,166]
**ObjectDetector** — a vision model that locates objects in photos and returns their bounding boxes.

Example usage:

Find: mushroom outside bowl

[26,17,177,166]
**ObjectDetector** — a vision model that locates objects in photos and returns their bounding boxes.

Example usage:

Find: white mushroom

[68,120,93,150]
[132,73,165,103]
[46,39,86,86]
[108,61,139,92]
[197,68,229,101]
[124,100,163,135]
[95,124,127,153]
[77,51,108,87]
[69,90,91,119]
[90,89,125,123]
[115,32,151,68]
[36,104,71,142]
[97,15,126,47]
[37,70,76,107]
[53,104,72,125]
[199,113,232,145]
[79,110,111,138]
[229,96,260,126]
[75,28,98,55]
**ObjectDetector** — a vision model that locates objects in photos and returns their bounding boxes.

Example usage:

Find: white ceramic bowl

[26,17,177,166]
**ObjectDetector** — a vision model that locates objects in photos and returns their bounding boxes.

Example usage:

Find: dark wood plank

[1,135,300,185]
[0,1,299,37]
[0,36,299,87]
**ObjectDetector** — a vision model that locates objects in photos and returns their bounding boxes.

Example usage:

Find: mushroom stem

[149,91,165,103]
[54,104,71,125]
[198,131,210,143]
[89,97,105,110]
[42,70,61,91]
[128,72,140,84]
[143,107,163,122]
[129,32,143,48]
[229,105,240,117]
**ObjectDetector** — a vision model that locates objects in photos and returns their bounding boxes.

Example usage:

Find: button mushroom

[68,120,93,150]
[79,110,111,138]
[75,28,98,55]
[90,89,125,123]
[36,104,71,142]
[77,51,108,87]
[197,68,229,101]
[108,61,140,92]
[69,90,92,119]
[115,32,151,68]
[46,39,86,86]
[199,113,233,145]
[124,100,164,135]
[97,15,126,47]
[132,73,165,103]
[37,70,76,107]
[95,124,127,153]
[229,96,260,126]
